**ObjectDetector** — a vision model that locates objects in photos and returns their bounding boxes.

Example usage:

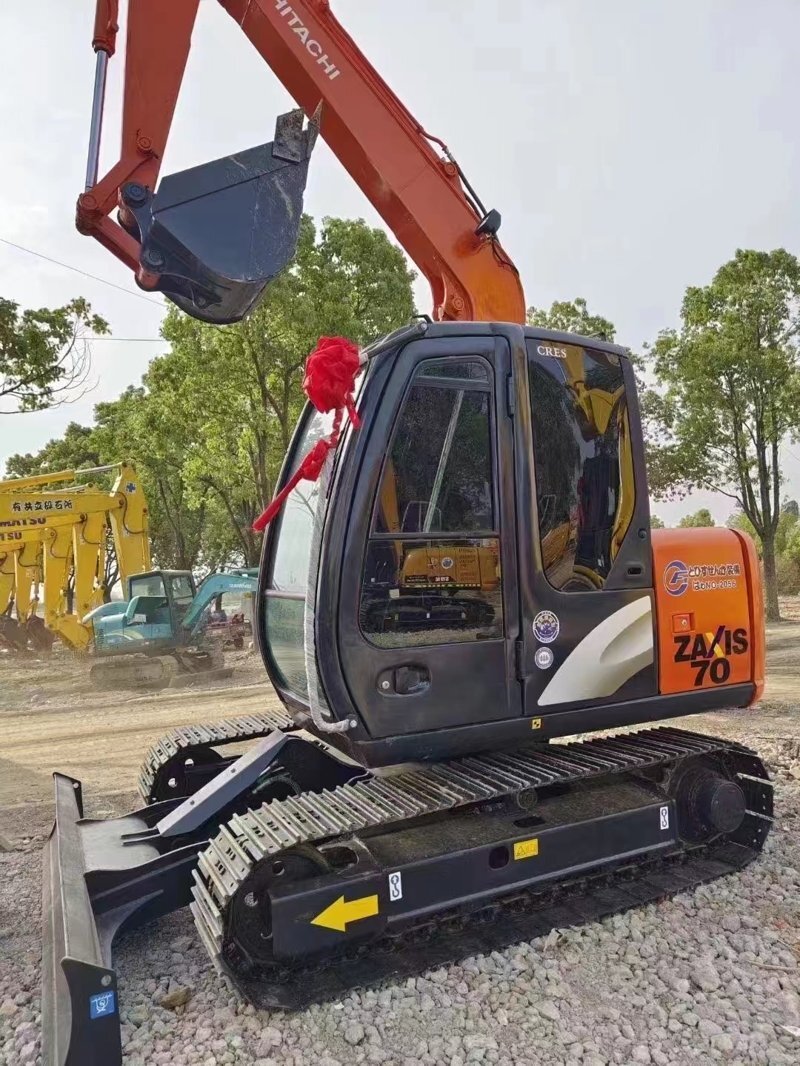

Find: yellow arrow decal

[311,893,379,932]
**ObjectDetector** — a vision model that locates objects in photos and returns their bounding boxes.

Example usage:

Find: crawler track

[184,727,771,1008]
[138,708,296,802]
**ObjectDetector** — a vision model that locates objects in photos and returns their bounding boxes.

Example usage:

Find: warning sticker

[513,838,539,860]
[660,806,670,831]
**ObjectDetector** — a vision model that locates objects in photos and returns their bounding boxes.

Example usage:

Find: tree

[650,514,666,529]
[0,297,107,413]
[645,249,800,621]
[527,297,616,341]
[153,215,416,564]
[678,508,715,528]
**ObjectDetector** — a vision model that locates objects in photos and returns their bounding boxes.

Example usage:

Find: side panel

[652,528,754,696]
[517,337,658,717]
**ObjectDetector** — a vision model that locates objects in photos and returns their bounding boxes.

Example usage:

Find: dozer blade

[41,735,293,1065]
[42,775,123,1066]
[122,108,318,324]
[41,774,202,1066]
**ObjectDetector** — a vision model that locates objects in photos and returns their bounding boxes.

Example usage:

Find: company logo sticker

[532,610,560,644]
[440,556,454,570]
[663,560,689,597]
[534,646,554,670]
[89,991,116,1019]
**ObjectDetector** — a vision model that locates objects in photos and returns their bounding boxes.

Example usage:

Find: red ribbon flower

[253,337,361,532]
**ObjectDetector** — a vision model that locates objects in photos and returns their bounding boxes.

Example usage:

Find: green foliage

[0,297,108,412]
[727,510,760,550]
[650,514,666,529]
[526,297,616,341]
[728,501,799,556]
[775,553,800,596]
[645,248,800,620]
[678,508,715,528]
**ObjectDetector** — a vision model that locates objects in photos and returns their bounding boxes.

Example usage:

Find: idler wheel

[674,763,746,842]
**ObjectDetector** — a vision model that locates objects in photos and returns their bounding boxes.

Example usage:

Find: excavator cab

[90,570,198,652]
[259,320,762,766]
[260,321,655,765]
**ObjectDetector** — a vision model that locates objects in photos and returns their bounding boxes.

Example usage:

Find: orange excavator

[43,4,771,1064]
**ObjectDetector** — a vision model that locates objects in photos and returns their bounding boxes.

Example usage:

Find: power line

[0,236,164,307]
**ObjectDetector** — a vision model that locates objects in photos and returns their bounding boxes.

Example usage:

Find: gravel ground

[1,734,799,1066]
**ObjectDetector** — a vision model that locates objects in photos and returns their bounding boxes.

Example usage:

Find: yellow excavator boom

[0,462,151,649]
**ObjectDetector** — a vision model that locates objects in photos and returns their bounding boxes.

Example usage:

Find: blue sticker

[532,610,559,644]
[89,991,116,1019]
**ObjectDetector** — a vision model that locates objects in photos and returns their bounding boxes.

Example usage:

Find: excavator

[0,544,52,652]
[0,469,75,651]
[42,4,772,1064]
[0,463,151,650]
[0,517,106,651]
[85,567,258,688]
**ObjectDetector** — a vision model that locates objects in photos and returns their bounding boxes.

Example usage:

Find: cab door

[516,337,657,727]
[335,333,521,738]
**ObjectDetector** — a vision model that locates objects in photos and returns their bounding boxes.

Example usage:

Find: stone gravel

[1,736,798,1066]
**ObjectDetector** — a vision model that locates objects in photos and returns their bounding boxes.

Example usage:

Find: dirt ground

[0,646,278,839]
[1,609,799,842]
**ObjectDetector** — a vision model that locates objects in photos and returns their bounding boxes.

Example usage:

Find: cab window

[129,574,166,599]
[527,341,635,592]
[264,407,336,699]
[361,357,503,647]
[170,575,195,603]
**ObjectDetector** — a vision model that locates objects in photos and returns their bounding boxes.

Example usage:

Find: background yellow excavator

[0,464,151,651]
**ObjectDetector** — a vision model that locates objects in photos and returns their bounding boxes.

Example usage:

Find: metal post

[85,51,109,191]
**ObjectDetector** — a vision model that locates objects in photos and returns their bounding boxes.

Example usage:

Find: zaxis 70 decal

[673,626,749,687]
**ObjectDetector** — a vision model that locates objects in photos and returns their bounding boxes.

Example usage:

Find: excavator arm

[78,0,525,324]
[181,572,258,634]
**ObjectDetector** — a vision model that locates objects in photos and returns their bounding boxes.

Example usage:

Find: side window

[270,409,336,595]
[360,358,503,647]
[527,342,635,592]
[169,575,195,604]
[264,407,336,699]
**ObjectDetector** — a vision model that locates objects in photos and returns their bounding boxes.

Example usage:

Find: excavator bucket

[123,109,318,324]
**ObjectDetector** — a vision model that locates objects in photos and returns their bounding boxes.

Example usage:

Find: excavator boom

[78,0,524,324]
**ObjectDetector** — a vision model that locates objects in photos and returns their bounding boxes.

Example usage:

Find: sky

[1,0,799,524]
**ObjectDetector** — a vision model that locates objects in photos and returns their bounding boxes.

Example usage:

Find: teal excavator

[85,569,257,687]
